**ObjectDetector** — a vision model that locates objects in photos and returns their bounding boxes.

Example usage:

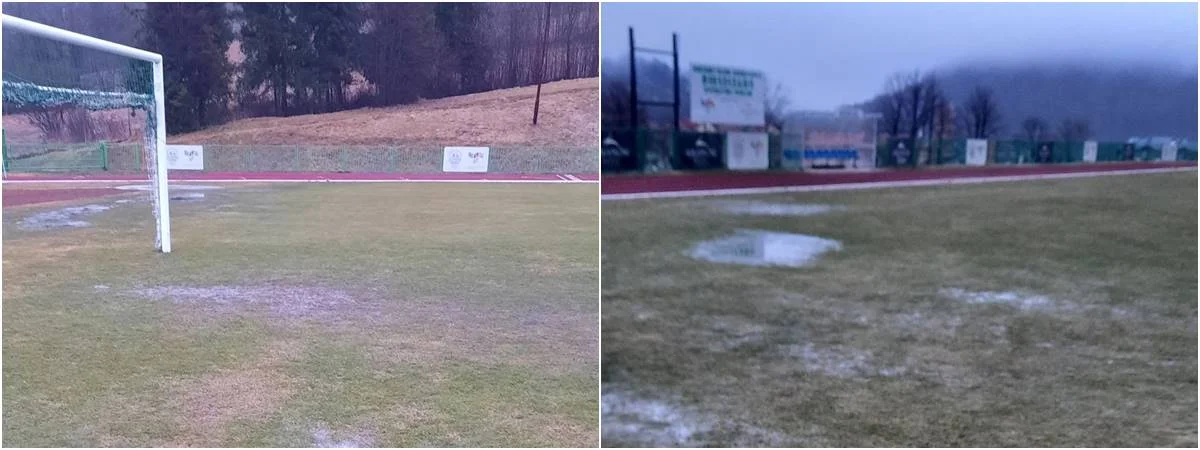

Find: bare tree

[765,82,791,130]
[1021,116,1049,142]
[875,73,911,137]
[1058,118,1092,142]
[961,85,1001,139]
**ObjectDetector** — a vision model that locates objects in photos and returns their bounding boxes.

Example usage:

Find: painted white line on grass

[601,167,1196,201]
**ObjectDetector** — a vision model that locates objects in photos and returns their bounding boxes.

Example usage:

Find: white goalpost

[2,14,171,252]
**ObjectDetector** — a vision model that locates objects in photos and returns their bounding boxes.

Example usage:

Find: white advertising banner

[965,139,988,166]
[690,64,766,126]
[164,145,204,170]
[1082,141,1098,162]
[724,132,769,170]
[442,146,490,172]
[1161,142,1178,162]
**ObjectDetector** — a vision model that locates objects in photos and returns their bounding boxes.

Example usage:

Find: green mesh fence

[0,142,595,174]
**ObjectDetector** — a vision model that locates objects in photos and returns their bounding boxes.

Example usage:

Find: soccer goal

[2,14,171,252]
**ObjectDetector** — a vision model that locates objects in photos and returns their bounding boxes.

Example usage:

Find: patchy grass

[602,172,1197,447]
[3,182,598,447]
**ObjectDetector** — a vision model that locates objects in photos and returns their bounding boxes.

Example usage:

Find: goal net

[2,14,171,252]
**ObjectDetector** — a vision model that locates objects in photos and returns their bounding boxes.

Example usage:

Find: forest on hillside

[2,2,599,134]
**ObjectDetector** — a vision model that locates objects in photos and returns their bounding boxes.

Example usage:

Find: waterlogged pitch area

[3,183,598,447]
[601,172,1197,447]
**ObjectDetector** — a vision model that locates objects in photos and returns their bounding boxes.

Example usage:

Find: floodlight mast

[2,14,172,252]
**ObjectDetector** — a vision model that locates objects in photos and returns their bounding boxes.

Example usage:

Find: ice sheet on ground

[689,230,842,268]
[17,204,111,230]
[711,200,844,216]
[115,184,223,191]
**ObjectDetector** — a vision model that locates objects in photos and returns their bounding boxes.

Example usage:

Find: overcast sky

[602,2,1198,110]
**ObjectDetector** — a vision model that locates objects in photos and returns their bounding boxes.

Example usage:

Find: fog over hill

[931,61,1196,141]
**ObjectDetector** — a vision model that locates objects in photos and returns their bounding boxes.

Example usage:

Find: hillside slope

[170,78,598,147]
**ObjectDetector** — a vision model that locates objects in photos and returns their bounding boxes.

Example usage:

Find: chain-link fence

[2,138,596,174]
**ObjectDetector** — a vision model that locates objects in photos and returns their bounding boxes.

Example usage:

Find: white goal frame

[2,14,171,252]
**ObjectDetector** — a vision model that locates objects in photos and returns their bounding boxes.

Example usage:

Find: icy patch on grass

[18,204,111,230]
[170,192,206,201]
[784,343,907,379]
[602,387,706,447]
[690,230,842,268]
[133,285,365,321]
[601,385,794,447]
[711,200,844,216]
[941,288,1056,311]
[311,426,373,448]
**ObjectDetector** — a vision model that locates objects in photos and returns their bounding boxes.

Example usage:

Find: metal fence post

[99,141,109,171]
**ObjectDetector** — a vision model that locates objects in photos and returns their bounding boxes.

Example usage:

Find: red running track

[602,162,1196,195]
[4,171,598,183]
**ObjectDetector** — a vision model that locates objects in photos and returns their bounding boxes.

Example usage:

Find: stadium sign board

[690,63,766,126]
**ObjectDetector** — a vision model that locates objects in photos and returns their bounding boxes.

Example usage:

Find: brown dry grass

[169,78,598,147]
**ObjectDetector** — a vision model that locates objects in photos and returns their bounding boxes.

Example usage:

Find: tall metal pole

[672,33,680,133]
[532,2,551,125]
[628,27,639,164]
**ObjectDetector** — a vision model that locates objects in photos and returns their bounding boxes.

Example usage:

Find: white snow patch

[602,387,708,447]
[18,204,111,230]
[170,192,206,201]
[601,385,795,447]
[311,426,373,448]
[690,230,842,268]
[941,288,1055,311]
[784,343,906,379]
[711,200,843,216]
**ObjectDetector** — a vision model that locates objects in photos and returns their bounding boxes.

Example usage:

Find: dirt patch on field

[364,298,596,376]
[166,341,300,447]
[170,78,598,147]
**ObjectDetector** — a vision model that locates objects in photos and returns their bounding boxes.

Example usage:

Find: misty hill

[934,62,1197,141]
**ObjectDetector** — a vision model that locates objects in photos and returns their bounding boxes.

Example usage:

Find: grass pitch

[3,182,598,447]
[601,172,1196,447]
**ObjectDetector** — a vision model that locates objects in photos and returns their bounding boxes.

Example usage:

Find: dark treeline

[3,2,599,134]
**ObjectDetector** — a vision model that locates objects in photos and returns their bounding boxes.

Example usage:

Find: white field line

[3,177,597,185]
[602,167,1196,201]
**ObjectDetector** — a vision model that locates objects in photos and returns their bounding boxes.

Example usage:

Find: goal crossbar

[2,13,172,252]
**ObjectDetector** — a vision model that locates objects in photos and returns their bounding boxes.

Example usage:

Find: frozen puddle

[170,192,206,201]
[690,230,841,268]
[603,387,706,447]
[712,201,843,216]
[941,288,1057,311]
[602,385,792,447]
[115,184,223,191]
[18,204,111,230]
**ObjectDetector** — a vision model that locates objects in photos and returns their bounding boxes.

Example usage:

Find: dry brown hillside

[170,77,598,147]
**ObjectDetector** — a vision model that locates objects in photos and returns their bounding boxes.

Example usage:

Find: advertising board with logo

[1082,141,1098,162]
[442,146,490,172]
[965,139,988,166]
[689,63,766,126]
[724,131,769,170]
[164,145,204,170]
